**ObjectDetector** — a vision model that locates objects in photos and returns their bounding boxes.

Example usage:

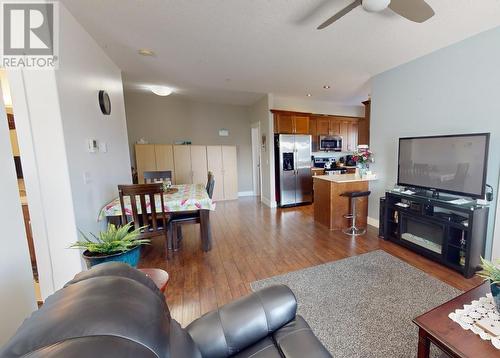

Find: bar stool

[341,191,371,236]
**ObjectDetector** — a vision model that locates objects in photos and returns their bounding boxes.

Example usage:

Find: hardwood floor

[139,197,482,327]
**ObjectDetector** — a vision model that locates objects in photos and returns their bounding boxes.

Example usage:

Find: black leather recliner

[1,262,331,358]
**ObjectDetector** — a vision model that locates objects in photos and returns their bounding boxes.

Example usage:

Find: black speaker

[379,197,386,238]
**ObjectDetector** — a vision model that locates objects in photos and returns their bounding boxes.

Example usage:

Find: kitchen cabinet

[316,118,330,135]
[274,112,294,133]
[293,115,310,134]
[348,122,358,152]
[316,117,341,136]
[272,109,364,152]
[339,121,349,151]
[309,117,318,152]
[272,110,310,134]
[359,100,371,146]
[337,120,359,152]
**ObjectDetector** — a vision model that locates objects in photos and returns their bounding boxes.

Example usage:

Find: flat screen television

[397,133,490,198]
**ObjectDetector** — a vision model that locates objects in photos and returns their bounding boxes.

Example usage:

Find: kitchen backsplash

[312,151,355,159]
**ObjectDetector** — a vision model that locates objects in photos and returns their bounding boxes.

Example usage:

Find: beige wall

[249,95,273,205]
[124,91,253,192]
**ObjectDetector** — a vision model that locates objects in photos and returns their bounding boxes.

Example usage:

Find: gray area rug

[251,250,461,358]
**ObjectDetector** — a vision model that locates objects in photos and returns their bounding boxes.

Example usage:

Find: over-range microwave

[319,135,342,151]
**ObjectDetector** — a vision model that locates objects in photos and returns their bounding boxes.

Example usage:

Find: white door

[190,145,208,185]
[173,145,192,184]
[251,126,261,196]
[222,146,238,200]
[206,146,224,201]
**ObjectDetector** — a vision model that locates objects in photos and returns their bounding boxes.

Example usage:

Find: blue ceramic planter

[491,282,500,312]
[82,245,141,269]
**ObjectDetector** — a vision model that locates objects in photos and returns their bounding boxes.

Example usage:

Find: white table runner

[448,293,500,350]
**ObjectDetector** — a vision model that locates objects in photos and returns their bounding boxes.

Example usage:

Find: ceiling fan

[317,0,435,29]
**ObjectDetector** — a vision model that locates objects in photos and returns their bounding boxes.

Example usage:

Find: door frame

[251,122,261,197]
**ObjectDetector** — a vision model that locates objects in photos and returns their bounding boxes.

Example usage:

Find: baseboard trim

[238,191,255,197]
[368,216,379,228]
[261,196,277,208]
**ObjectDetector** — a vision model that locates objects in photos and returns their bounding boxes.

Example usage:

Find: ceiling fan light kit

[362,0,390,12]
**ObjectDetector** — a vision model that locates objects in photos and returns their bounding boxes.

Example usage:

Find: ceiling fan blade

[388,0,435,23]
[317,0,362,29]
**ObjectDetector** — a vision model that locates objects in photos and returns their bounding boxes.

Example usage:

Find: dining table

[99,184,216,251]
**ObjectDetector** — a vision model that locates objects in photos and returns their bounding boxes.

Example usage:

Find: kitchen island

[313,174,377,231]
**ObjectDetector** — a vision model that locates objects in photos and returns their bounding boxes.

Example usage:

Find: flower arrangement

[352,149,374,166]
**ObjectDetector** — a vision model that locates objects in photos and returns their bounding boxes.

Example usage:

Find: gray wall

[370,26,500,258]
[124,91,253,192]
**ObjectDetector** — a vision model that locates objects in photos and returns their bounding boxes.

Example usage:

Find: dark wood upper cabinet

[7,113,15,129]
[272,108,368,151]
[274,112,294,134]
[358,100,371,146]
[316,118,330,135]
[293,115,309,134]
[272,110,310,135]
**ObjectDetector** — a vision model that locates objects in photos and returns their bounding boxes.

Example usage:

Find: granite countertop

[313,174,377,183]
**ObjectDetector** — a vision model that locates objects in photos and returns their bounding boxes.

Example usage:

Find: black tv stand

[383,190,488,278]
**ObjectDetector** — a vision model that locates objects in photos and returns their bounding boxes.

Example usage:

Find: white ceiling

[61,0,500,106]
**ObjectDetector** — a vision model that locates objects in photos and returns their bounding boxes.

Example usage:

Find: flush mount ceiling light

[150,85,173,96]
[138,49,155,56]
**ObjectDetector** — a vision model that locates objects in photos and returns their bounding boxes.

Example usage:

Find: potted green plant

[477,257,500,311]
[71,222,150,269]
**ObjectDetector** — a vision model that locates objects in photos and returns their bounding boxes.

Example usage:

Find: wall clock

[98,90,111,115]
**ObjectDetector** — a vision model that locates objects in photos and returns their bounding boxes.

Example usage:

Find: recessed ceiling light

[150,85,173,96]
[138,49,155,56]
[306,93,312,97]
[323,85,331,89]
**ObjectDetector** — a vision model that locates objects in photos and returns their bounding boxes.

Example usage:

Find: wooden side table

[413,282,498,357]
[138,268,169,293]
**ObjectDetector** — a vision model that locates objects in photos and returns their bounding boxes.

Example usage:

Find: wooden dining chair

[143,171,172,184]
[168,172,215,250]
[118,183,171,258]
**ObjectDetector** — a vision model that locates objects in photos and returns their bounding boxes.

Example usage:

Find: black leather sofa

[1,262,331,358]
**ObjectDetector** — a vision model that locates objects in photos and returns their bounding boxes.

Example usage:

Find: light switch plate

[99,142,108,153]
[87,139,99,153]
[83,171,92,184]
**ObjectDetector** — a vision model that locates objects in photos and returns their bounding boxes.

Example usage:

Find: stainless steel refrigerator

[275,134,312,207]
